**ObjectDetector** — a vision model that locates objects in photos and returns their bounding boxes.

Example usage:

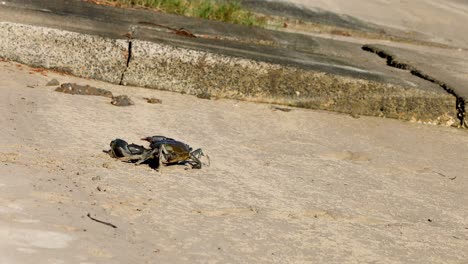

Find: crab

[108,136,209,170]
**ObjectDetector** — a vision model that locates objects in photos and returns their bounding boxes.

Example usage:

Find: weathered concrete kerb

[123,39,456,126]
[0,23,128,84]
[362,44,467,127]
[0,0,461,126]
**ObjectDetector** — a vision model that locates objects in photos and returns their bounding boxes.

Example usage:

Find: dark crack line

[126,40,133,67]
[362,45,466,127]
[119,39,133,85]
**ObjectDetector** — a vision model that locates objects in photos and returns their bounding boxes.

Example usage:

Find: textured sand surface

[0,61,467,263]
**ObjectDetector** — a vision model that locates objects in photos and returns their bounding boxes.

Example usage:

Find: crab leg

[135,148,159,165]
[191,148,203,158]
[191,148,210,167]
[117,154,146,162]
[190,154,202,169]
[188,150,203,169]
[156,146,164,171]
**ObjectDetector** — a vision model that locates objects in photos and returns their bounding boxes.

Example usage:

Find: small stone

[91,176,101,181]
[144,97,162,104]
[111,95,134,106]
[46,79,60,86]
[196,91,211,100]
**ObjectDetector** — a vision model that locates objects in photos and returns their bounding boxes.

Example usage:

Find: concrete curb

[0,23,128,84]
[363,44,467,128]
[0,18,459,126]
[123,38,456,126]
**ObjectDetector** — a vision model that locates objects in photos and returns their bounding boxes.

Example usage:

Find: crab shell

[160,140,193,164]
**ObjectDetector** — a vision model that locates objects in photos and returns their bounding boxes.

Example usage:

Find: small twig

[137,21,196,38]
[432,170,456,180]
[271,106,292,112]
[87,213,117,228]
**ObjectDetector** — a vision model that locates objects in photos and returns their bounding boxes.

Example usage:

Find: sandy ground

[0,60,468,263]
[279,0,468,48]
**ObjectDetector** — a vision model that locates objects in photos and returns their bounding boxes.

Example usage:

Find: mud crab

[108,136,209,170]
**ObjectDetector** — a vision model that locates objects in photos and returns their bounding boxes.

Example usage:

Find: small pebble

[196,91,211,100]
[46,79,60,86]
[144,97,162,104]
[111,95,134,106]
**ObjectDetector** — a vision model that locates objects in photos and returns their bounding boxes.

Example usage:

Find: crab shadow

[135,157,194,170]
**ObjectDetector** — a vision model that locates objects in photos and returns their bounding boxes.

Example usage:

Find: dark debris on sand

[55,83,113,98]
[144,97,162,104]
[111,95,134,106]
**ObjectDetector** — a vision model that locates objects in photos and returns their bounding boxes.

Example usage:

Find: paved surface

[1,60,468,263]
[268,0,468,49]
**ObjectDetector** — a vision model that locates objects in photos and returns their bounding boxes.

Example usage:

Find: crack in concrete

[126,41,133,67]
[119,39,133,85]
[362,44,467,128]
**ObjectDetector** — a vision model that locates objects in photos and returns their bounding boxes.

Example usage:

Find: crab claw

[141,136,170,143]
